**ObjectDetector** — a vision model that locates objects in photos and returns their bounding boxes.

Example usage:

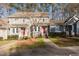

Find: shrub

[36,38,45,47]
[0,37,3,40]
[8,35,18,40]
[21,36,29,40]
[67,37,79,42]
[37,34,43,38]
[49,32,66,38]
[26,44,37,49]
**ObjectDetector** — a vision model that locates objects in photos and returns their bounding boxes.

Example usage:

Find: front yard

[50,37,79,47]
[0,37,79,56]
[8,37,79,56]
[8,37,79,55]
[1,37,79,49]
[8,38,46,55]
[0,40,15,46]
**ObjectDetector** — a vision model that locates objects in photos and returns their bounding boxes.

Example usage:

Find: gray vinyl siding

[50,25,64,32]
[77,22,79,34]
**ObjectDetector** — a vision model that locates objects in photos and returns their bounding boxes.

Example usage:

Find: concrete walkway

[44,38,59,48]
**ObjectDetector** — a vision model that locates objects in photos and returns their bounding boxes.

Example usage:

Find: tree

[65,4,79,16]
[9,3,50,12]
[51,4,67,20]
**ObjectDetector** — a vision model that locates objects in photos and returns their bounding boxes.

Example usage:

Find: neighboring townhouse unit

[49,19,65,33]
[0,19,8,39]
[64,15,79,36]
[0,12,50,39]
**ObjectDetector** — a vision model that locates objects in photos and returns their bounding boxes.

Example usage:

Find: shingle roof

[64,15,74,23]
[8,12,49,18]
[0,19,8,25]
[64,15,79,25]
[0,19,9,29]
[8,24,28,28]
[50,19,65,25]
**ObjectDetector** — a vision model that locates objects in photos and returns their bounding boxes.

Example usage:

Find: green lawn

[0,40,14,46]
[50,37,79,47]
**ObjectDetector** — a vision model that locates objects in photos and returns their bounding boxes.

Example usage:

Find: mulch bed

[16,38,37,46]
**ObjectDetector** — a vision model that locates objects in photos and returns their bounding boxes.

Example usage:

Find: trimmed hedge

[8,35,30,40]
[8,35,18,40]
[21,36,29,40]
[49,32,66,38]
[0,37,3,40]
[66,37,79,41]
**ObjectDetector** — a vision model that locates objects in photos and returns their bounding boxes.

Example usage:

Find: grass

[49,37,60,43]
[23,38,45,49]
[20,38,45,49]
[36,38,45,47]
[0,40,15,46]
[50,37,79,47]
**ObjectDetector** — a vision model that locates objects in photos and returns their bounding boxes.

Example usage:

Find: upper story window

[9,18,15,24]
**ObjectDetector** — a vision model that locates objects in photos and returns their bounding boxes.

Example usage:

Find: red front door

[21,28,25,36]
[42,26,46,33]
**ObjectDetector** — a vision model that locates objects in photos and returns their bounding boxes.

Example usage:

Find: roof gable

[64,15,79,25]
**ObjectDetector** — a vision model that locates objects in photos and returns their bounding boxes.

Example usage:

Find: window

[16,28,18,33]
[8,21,9,23]
[43,18,44,22]
[50,28,55,32]
[13,28,15,33]
[38,27,40,31]
[55,26,59,32]
[15,19,17,21]
[23,19,25,22]
[35,26,37,31]
[8,28,10,31]
[7,10,8,12]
